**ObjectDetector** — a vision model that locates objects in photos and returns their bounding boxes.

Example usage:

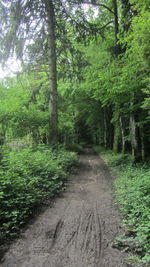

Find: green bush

[95,146,132,167]
[0,145,77,241]
[95,146,150,264]
[108,153,132,167]
[114,166,150,263]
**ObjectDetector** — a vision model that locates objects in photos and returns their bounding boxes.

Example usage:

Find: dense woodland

[0,0,150,265]
[0,0,150,159]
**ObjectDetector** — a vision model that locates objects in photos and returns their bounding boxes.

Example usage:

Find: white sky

[0,59,21,80]
[0,4,98,80]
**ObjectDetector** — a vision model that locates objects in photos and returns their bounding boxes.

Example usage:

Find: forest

[0,0,150,265]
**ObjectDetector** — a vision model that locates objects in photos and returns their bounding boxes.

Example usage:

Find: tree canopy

[0,0,149,159]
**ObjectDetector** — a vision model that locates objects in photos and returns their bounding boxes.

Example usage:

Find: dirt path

[1,149,128,267]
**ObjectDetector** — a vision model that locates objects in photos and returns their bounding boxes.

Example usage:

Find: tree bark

[113,118,120,153]
[130,112,137,160]
[121,0,132,32]
[140,126,145,161]
[44,0,58,144]
[103,107,107,148]
[138,113,145,161]
[129,106,142,162]
[112,0,119,43]
[120,116,126,153]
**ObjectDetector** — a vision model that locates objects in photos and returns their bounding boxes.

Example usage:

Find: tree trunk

[103,107,107,148]
[120,116,126,153]
[112,0,120,55]
[130,112,137,159]
[138,113,145,161]
[112,0,119,42]
[113,119,120,153]
[44,0,58,144]
[129,110,142,162]
[121,0,132,32]
[140,126,145,161]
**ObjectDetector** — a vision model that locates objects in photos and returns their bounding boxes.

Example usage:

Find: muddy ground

[0,149,129,267]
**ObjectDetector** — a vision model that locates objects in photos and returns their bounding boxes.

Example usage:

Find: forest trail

[1,149,128,267]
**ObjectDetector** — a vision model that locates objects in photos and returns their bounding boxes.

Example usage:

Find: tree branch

[73,1,114,14]
[95,20,114,30]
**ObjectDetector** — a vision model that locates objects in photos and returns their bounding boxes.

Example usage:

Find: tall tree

[43,0,58,143]
[0,0,101,143]
[0,0,59,143]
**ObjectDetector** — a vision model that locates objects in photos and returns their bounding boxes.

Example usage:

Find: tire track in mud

[45,201,102,267]
[1,149,127,267]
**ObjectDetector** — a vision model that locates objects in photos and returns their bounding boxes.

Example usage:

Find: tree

[0,0,58,143]
[43,0,58,144]
[0,0,103,143]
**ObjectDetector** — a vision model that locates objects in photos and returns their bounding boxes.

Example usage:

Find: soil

[0,148,129,267]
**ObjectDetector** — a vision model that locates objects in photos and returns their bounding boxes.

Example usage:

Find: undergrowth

[0,145,77,242]
[95,146,150,265]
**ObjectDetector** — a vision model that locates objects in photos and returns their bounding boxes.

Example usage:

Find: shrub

[0,145,77,241]
[114,166,150,263]
[95,146,150,264]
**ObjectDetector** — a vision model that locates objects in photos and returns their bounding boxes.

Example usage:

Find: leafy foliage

[115,167,150,261]
[0,145,77,241]
[95,146,150,264]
